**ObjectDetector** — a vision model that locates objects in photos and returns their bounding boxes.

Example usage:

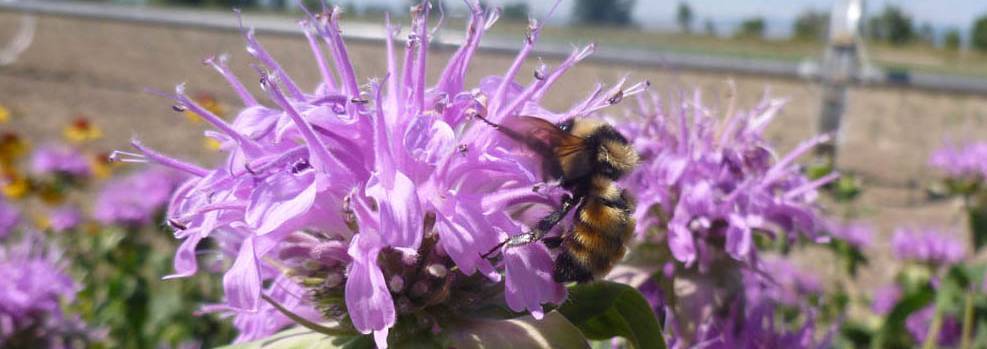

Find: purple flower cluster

[929,141,987,180]
[891,227,965,266]
[130,3,642,346]
[826,219,873,249]
[48,205,82,233]
[659,258,830,349]
[756,257,823,306]
[93,168,185,226]
[620,92,834,269]
[29,143,91,178]
[706,297,827,349]
[615,92,835,347]
[0,232,90,347]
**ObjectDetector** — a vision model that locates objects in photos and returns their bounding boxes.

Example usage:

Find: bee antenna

[472,112,500,129]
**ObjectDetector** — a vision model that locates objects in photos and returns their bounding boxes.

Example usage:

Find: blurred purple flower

[620,92,834,268]
[0,232,93,347]
[0,199,19,239]
[891,227,965,266]
[48,205,82,233]
[757,257,823,306]
[616,91,835,348]
[660,264,832,349]
[929,141,987,180]
[870,284,902,315]
[124,2,641,346]
[826,219,873,249]
[906,306,962,347]
[93,168,185,226]
[29,143,91,178]
[711,300,829,349]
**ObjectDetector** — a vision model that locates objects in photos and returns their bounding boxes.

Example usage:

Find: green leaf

[968,203,987,252]
[445,310,590,349]
[874,284,935,348]
[558,281,667,349]
[216,326,372,349]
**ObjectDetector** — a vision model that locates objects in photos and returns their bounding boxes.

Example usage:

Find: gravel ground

[2,11,986,296]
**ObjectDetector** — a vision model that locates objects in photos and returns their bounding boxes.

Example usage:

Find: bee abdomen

[553,193,635,283]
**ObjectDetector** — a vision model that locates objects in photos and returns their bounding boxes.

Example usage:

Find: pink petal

[503,243,565,317]
[344,235,396,336]
[223,237,261,311]
[725,214,752,260]
[368,171,422,250]
[164,233,203,280]
[246,173,317,235]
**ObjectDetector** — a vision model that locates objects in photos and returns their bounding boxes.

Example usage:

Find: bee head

[587,124,639,180]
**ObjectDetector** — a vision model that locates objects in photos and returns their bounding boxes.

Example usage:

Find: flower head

[826,219,873,249]
[129,3,641,346]
[93,168,185,226]
[29,143,91,178]
[620,91,833,269]
[0,131,29,166]
[929,141,987,181]
[48,205,82,233]
[0,232,92,347]
[891,227,965,266]
[63,116,103,143]
[616,91,835,347]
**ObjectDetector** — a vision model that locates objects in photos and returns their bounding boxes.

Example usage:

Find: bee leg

[481,194,580,259]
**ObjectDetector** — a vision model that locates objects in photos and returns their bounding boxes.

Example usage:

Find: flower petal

[503,243,566,317]
[223,237,261,311]
[344,235,396,336]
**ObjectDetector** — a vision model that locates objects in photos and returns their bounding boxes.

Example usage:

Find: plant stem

[960,292,974,349]
[922,307,943,349]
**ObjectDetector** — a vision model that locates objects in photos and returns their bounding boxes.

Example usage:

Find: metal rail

[3,0,987,95]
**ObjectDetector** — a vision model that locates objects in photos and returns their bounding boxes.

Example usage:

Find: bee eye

[558,119,574,133]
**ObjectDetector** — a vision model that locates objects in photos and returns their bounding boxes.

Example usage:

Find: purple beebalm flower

[870,284,902,315]
[929,141,987,180]
[616,91,836,347]
[29,143,91,178]
[891,227,965,266]
[48,205,82,233]
[826,219,873,249]
[0,232,94,347]
[906,306,962,347]
[123,2,642,346]
[93,168,185,226]
[0,199,19,239]
[619,91,835,269]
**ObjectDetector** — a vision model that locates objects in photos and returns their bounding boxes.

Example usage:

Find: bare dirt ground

[2,12,986,297]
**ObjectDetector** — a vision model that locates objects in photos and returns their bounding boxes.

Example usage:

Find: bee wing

[499,116,587,180]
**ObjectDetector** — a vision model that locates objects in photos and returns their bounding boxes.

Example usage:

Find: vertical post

[815,0,865,163]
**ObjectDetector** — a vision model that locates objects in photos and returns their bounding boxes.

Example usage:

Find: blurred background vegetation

[103,0,987,77]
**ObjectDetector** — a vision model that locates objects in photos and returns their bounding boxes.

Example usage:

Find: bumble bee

[479,115,639,283]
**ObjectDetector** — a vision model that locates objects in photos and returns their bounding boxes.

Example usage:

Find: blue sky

[345,1,987,31]
[634,0,986,29]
